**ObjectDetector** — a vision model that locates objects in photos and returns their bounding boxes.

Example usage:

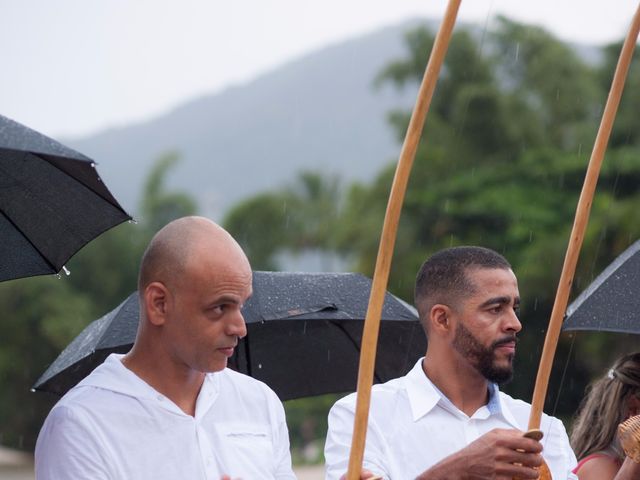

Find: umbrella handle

[528,2,640,431]
[345,1,462,479]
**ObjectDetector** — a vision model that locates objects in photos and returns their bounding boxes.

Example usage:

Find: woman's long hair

[570,352,640,460]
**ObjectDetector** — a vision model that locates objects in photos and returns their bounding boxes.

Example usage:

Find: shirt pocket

[216,421,275,477]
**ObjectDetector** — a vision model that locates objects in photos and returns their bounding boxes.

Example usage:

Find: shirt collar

[486,382,501,414]
[493,385,520,428]
[404,358,441,422]
[78,353,222,418]
[404,357,519,428]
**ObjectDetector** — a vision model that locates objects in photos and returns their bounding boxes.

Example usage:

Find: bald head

[138,216,250,294]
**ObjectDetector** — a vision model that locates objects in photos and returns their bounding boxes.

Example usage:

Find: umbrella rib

[0,209,59,273]
[3,148,130,217]
[1,151,131,274]
[37,152,130,214]
[331,321,383,384]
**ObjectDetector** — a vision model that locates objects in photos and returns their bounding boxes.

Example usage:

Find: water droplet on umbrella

[128,218,139,225]
[258,363,262,369]
[62,266,70,276]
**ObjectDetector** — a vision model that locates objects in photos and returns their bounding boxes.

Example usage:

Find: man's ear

[430,304,452,334]
[144,282,169,326]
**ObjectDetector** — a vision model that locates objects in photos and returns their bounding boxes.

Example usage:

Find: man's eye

[514,306,521,317]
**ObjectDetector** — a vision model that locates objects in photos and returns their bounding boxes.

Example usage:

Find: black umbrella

[563,239,640,334]
[33,271,426,400]
[0,114,131,282]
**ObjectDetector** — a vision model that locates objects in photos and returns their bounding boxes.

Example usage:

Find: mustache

[491,336,518,349]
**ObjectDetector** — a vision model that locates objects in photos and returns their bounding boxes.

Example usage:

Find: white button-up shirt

[325,358,578,480]
[35,354,296,480]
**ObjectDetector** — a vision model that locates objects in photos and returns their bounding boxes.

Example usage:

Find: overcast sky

[1,0,638,138]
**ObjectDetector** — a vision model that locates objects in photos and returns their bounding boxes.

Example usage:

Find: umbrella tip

[56,266,71,279]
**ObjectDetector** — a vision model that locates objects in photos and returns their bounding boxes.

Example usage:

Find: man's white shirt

[35,354,296,480]
[325,358,578,480]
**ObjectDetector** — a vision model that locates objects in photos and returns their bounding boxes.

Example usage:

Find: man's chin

[492,351,515,369]
[201,359,229,373]
[483,358,514,384]
[488,366,514,385]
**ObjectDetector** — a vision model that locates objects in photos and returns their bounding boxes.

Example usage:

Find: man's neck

[422,352,491,417]
[122,349,205,417]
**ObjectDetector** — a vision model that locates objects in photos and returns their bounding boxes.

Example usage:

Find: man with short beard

[324,246,579,479]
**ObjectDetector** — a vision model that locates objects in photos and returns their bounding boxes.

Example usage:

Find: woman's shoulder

[574,451,622,479]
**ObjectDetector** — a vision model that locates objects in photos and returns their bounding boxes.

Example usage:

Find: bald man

[35,216,296,480]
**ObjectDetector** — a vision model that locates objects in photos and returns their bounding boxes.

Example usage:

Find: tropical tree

[224,171,346,271]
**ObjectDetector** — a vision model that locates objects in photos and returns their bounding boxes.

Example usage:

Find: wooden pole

[345,1,462,478]
[528,2,640,431]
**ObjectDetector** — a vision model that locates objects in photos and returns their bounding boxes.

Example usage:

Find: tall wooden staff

[528,3,640,434]
[346,1,462,478]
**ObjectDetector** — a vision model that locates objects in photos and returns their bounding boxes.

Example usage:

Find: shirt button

[157,394,164,401]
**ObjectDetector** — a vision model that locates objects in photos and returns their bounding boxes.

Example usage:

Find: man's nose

[227,309,247,338]
[505,308,522,333]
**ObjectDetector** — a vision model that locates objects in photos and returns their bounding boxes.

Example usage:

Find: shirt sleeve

[542,415,579,480]
[35,405,111,480]
[324,398,388,480]
[558,419,579,480]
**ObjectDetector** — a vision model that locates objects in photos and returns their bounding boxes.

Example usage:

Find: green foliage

[140,151,198,235]
[0,277,92,448]
[284,393,342,464]
[224,192,292,270]
[223,171,345,270]
[598,41,640,148]
[0,152,197,450]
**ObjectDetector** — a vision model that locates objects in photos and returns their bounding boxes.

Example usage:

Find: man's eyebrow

[479,296,519,308]
[209,294,242,305]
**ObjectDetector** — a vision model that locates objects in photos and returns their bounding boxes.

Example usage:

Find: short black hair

[414,246,511,324]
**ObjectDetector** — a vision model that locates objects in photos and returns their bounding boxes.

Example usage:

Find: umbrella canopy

[0,114,131,282]
[34,271,426,400]
[563,239,640,334]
